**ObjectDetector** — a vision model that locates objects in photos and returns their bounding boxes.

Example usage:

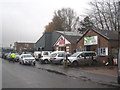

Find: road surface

[2,58,116,88]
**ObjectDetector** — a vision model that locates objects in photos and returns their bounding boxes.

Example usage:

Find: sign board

[59,37,65,45]
[55,35,71,46]
[84,36,98,45]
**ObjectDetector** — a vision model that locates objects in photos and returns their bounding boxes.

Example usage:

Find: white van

[68,51,97,66]
[34,51,41,60]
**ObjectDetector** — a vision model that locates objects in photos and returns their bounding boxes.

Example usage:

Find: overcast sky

[1,0,93,47]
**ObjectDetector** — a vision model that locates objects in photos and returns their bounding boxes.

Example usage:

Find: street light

[117,1,120,84]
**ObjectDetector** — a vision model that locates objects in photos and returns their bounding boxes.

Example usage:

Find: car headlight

[24,60,28,62]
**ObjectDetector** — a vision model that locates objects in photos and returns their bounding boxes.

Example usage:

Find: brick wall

[15,42,35,53]
[77,30,118,64]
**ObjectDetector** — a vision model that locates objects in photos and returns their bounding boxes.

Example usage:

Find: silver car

[68,51,97,67]
[50,51,71,64]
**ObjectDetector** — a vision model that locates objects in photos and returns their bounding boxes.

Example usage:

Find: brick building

[54,34,81,53]
[14,42,35,53]
[35,31,83,53]
[77,29,119,64]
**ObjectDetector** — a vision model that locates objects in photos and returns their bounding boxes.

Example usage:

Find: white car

[14,53,20,61]
[50,51,70,64]
[19,54,36,66]
[39,51,51,64]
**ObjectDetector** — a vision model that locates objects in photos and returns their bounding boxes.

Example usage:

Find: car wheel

[19,62,21,64]
[44,59,49,64]
[71,61,79,67]
[22,61,24,65]
[49,60,52,63]
[33,62,36,66]
[60,60,63,65]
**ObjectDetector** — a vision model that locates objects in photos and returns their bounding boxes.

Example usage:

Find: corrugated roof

[55,31,82,44]
[64,35,81,44]
[56,31,82,36]
[93,29,118,40]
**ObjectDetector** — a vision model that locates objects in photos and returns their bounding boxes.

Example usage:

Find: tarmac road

[2,58,116,88]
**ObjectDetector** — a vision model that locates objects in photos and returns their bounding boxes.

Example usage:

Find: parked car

[19,54,36,66]
[50,51,71,64]
[2,52,9,59]
[6,52,11,60]
[34,51,41,60]
[14,53,20,61]
[6,52,20,61]
[39,51,52,64]
[68,51,97,67]
[22,52,34,56]
[2,48,16,59]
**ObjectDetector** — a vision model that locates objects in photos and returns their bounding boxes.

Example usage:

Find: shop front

[77,29,118,64]
[84,36,98,52]
[54,35,71,53]
[54,34,81,53]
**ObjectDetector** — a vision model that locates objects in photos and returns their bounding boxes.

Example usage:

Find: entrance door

[59,47,66,51]
[86,46,91,51]
[86,45,97,51]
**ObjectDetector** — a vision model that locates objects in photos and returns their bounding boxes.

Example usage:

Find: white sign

[84,36,98,45]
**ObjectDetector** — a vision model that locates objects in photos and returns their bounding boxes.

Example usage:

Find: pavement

[36,61,120,87]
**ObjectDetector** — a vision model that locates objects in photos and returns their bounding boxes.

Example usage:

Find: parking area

[77,66,117,77]
[35,61,118,86]
[36,61,117,77]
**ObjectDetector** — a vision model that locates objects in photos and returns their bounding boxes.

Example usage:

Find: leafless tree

[54,8,79,31]
[44,8,79,32]
[88,0,119,31]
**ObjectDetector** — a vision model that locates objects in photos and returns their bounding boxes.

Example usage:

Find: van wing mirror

[81,53,85,57]
[77,55,81,58]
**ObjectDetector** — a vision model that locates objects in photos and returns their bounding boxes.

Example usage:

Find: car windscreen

[15,53,19,55]
[84,52,96,56]
[23,55,33,58]
[58,53,66,57]
[51,53,57,57]
[70,52,81,57]
[43,52,49,55]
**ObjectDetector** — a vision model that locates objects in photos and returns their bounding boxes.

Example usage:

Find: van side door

[78,53,85,65]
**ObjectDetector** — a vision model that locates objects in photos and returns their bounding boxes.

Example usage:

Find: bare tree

[54,8,79,31]
[88,0,119,31]
[44,8,79,32]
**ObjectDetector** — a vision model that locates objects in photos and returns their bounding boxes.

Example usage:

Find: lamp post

[117,1,120,84]
[64,28,66,51]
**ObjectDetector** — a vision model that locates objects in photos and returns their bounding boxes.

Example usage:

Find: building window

[66,46,69,49]
[56,47,58,50]
[98,47,108,56]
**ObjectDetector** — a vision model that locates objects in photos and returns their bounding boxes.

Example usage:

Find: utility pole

[63,28,67,68]
[117,1,120,84]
